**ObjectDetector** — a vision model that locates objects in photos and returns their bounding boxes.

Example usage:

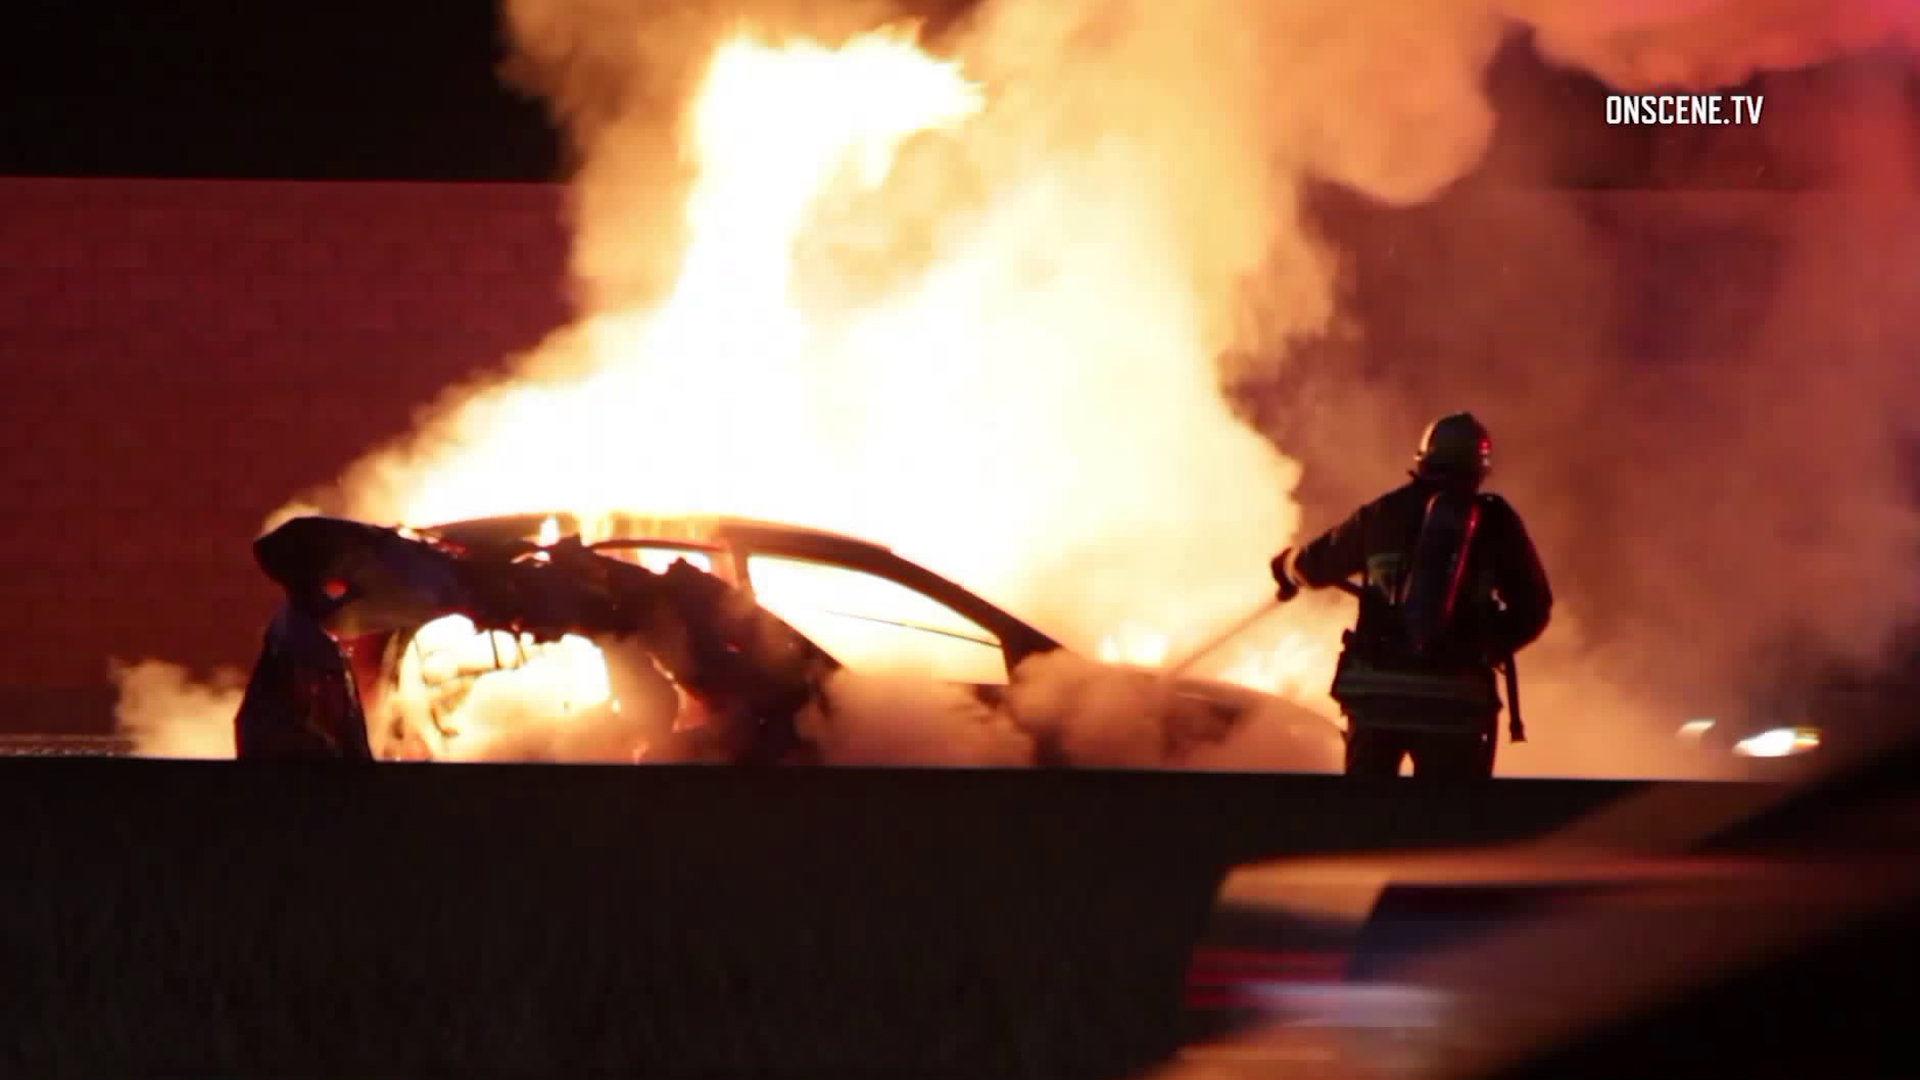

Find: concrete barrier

[0,758,1679,1079]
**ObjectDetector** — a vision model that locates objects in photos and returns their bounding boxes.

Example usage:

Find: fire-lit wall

[0,178,571,731]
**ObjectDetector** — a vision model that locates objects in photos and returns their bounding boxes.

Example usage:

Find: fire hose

[1167,551,1525,743]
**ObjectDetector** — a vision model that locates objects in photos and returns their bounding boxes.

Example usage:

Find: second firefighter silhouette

[1272,412,1553,778]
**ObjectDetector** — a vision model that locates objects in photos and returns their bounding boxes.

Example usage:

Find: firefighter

[1270,412,1552,778]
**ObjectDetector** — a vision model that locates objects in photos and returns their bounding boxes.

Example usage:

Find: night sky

[10,1,1907,187]
[6,3,555,180]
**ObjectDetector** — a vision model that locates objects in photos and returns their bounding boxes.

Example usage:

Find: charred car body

[236,512,1344,769]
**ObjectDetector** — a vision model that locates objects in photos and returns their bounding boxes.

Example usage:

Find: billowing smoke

[110,660,243,759]
[1247,4,1920,774]
[117,0,1920,777]
[802,655,1344,773]
[799,672,1037,767]
[1267,180,1920,777]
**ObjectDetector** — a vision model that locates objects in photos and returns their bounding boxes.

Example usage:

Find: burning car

[236,511,1345,770]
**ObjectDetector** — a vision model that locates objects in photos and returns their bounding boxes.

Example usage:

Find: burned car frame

[235,512,1346,769]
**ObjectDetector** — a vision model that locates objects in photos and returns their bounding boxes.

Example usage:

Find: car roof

[413,511,1066,656]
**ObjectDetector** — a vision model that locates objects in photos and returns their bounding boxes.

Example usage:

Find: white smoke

[801,672,1036,767]
[805,653,1345,773]
[109,659,242,759]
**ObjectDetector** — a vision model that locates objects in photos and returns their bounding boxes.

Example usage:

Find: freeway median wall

[0,758,1668,1080]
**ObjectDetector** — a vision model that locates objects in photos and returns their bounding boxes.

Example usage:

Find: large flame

[362,30,991,533]
[314,23,1331,756]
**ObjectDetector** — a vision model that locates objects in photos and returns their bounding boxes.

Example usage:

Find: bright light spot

[537,515,561,546]
[585,541,718,575]
[1098,624,1172,667]
[634,548,713,575]
[1677,718,1716,739]
[1732,726,1822,758]
[388,615,617,759]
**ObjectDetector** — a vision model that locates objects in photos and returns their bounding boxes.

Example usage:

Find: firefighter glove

[1271,548,1301,603]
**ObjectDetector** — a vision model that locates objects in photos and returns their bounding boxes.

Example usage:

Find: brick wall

[0,178,571,727]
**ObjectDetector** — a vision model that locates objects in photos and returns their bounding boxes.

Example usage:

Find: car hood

[1164,674,1284,711]
[1099,664,1347,740]
[1098,664,1294,710]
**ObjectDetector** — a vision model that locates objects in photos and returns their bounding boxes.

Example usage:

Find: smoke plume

[110,660,243,759]
[803,655,1345,773]
[1245,5,1920,773]
[800,672,1037,767]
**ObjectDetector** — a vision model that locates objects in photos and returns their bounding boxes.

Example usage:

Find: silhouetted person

[232,516,463,761]
[233,601,374,759]
[1271,412,1552,778]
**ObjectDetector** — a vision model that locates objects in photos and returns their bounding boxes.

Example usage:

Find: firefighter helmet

[1414,412,1492,482]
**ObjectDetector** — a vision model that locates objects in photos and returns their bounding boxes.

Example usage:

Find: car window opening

[588,543,716,575]
[745,554,1010,685]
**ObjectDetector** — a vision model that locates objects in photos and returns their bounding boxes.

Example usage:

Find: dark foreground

[0,759,1734,1080]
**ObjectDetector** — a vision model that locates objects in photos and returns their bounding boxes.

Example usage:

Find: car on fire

[239,511,1347,770]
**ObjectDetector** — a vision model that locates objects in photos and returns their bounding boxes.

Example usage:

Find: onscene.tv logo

[1606,93,1765,126]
